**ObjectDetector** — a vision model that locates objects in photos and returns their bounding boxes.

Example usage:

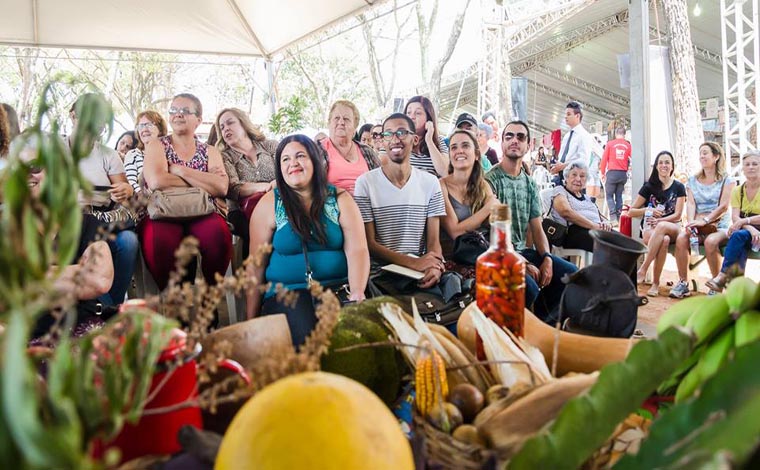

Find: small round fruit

[449,383,485,422]
[486,385,510,405]
[452,424,486,446]
[444,402,464,429]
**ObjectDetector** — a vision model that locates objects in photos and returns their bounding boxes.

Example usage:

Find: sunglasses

[371,132,384,140]
[382,129,415,141]
[168,107,198,117]
[28,165,43,174]
[503,132,528,142]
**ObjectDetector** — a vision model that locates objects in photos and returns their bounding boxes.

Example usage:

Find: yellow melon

[215,371,414,470]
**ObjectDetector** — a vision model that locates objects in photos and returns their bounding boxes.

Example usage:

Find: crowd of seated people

[5,90,760,346]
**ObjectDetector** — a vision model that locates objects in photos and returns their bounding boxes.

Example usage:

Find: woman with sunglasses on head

[215,107,279,246]
[405,95,449,177]
[439,129,498,262]
[319,100,379,196]
[141,93,232,292]
[669,142,734,298]
[124,111,168,193]
[247,134,369,346]
[705,151,760,292]
[629,151,686,297]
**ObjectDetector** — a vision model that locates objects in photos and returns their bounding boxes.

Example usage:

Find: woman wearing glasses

[548,161,612,252]
[247,134,369,345]
[215,107,279,246]
[320,100,379,195]
[124,110,167,193]
[405,95,449,177]
[141,93,232,292]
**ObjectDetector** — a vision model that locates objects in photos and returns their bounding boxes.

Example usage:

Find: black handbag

[541,194,567,246]
[301,239,376,306]
[399,292,473,326]
[372,271,473,327]
[452,230,490,266]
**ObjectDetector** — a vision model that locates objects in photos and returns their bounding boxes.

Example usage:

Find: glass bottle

[476,204,526,346]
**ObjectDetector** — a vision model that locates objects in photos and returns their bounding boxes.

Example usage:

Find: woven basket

[413,414,497,470]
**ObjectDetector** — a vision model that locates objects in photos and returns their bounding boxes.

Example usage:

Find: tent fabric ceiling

[0,0,380,58]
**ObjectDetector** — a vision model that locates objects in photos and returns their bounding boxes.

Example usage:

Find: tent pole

[267,59,276,115]
[629,0,651,236]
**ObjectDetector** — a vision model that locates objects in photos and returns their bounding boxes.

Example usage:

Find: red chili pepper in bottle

[475,204,525,359]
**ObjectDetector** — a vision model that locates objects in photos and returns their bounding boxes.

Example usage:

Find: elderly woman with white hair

[548,160,612,251]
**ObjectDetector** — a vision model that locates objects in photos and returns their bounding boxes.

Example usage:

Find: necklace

[335,140,356,162]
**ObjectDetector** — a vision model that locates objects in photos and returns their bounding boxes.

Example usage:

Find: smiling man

[354,112,447,289]
[486,120,577,323]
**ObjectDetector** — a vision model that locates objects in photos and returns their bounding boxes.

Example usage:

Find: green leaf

[508,327,694,470]
[614,341,760,469]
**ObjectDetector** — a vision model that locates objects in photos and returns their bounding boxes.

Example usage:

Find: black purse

[452,230,490,266]
[541,194,567,246]
[301,239,376,306]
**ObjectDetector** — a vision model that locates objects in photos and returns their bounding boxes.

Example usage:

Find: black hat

[455,112,477,129]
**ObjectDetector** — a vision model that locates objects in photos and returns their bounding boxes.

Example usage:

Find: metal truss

[477,1,505,119]
[533,64,630,107]
[721,0,760,173]
[511,9,629,75]
[509,8,722,76]
[527,119,555,136]
[526,78,616,120]
[504,0,598,50]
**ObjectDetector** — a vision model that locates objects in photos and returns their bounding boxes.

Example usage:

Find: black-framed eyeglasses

[371,132,384,140]
[168,107,198,117]
[503,132,528,142]
[382,129,414,141]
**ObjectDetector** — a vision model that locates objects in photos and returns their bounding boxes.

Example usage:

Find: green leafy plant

[0,86,175,469]
[267,96,307,136]
[615,341,760,469]
[508,327,694,470]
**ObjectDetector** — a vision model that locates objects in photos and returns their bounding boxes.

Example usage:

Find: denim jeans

[520,249,578,324]
[720,229,752,273]
[99,230,139,306]
[604,170,627,220]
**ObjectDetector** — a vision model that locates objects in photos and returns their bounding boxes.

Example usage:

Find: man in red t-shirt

[600,127,632,222]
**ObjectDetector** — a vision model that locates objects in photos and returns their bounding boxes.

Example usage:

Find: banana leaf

[614,341,760,469]
[508,327,694,470]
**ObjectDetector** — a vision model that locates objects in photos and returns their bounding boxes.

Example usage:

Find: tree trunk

[663,0,702,176]
[429,0,471,109]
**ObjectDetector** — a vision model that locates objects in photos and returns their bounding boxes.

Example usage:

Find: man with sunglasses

[354,113,447,289]
[486,120,577,324]
[551,101,591,187]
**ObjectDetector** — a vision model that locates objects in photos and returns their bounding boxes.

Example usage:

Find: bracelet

[542,252,552,260]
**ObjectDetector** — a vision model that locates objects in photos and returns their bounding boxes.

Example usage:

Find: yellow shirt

[731,184,760,215]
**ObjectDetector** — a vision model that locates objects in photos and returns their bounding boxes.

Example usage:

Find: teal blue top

[265,185,347,296]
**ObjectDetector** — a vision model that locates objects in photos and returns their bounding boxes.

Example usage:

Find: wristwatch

[542,252,552,260]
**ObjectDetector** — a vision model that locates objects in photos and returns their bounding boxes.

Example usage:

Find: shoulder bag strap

[301,238,314,287]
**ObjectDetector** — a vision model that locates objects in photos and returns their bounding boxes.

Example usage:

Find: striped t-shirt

[354,167,446,260]
[410,135,450,176]
[124,148,144,192]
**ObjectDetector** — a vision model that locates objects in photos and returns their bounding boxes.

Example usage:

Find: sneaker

[669,280,691,299]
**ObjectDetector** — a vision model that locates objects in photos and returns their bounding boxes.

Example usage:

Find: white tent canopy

[0,0,380,58]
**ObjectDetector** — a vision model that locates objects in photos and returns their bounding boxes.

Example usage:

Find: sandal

[705,274,728,292]
[647,285,659,297]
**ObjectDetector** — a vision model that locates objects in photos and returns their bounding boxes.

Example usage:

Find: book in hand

[380,263,425,280]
